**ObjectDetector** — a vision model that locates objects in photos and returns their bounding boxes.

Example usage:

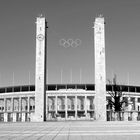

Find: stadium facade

[0,16,140,122]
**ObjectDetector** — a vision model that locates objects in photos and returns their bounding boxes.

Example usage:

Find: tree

[107,74,127,120]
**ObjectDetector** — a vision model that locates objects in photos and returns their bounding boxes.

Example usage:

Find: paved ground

[0,121,140,140]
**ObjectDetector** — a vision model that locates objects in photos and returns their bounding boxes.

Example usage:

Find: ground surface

[0,121,140,140]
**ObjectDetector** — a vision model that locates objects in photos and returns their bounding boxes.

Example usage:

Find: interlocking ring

[59,39,81,48]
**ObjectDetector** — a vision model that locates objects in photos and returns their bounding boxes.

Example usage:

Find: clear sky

[0,0,140,87]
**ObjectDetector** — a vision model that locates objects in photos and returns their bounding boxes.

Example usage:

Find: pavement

[0,121,140,140]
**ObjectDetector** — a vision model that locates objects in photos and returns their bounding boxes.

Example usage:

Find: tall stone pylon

[34,16,47,122]
[94,16,106,121]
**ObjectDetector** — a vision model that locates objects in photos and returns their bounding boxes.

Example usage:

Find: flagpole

[111,70,114,92]
[12,72,14,86]
[29,71,30,91]
[127,72,130,96]
[12,72,14,92]
[80,68,82,84]
[70,69,72,84]
[111,70,114,84]
[127,72,129,85]
[61,69,63,84]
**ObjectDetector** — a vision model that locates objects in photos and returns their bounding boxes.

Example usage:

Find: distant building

[0,84,140,122]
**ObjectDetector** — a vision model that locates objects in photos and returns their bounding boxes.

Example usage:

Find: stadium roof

[0,84,140,93]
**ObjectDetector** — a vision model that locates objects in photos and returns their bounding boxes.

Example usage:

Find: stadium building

[0,16,140,122]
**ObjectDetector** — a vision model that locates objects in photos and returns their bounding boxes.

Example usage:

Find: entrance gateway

[34,15,106,121]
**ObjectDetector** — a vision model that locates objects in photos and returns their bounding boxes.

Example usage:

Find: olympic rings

[59,39,81,48]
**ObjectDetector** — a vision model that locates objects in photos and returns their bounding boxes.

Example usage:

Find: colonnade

[48,95,95,120]
[0,94,140,122]
[0,96,35,122]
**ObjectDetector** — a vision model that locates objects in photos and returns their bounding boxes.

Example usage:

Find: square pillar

[4,98,7,122]
[30,112,35,122]
[4,98,6,112]
[11,98,13,112]
[13,113,17,122]
[35,16,47,122]
[134,98,136,110]
[4,113,8,122]
[94,16,106,121]
[132,112,138,121]
[28,97,30,112]
[19,97,21,112]
[65,96,67,120]
[22,113,25,122]
[75,95,77,119]
[55,96,57,114]
[135,97,138,111]
[85,96,87,119]
[123,112,128,121]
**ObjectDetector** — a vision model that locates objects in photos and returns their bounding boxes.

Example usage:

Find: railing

[49,105,94,111]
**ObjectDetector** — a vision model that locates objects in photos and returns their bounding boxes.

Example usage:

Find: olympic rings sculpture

[59,39,81,48]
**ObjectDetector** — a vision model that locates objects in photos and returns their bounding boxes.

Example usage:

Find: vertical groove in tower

[34,16,47,122]
[94,16,106,121]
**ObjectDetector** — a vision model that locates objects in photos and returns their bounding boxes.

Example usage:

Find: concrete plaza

[0,121,140,140]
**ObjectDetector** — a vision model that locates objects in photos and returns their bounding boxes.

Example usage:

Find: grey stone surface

[0,121,140,140]
[34,17,47,122]
[94,16,106,121]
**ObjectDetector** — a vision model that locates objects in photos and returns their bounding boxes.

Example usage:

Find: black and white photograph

[0,0,140,139]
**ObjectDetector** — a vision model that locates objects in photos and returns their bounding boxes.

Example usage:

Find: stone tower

[34,16,47,122]
[94,16,106,121]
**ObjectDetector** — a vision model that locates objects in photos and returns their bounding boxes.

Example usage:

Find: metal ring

[75,39,81,46]
[59,39,66,46]
[71,41,77,48]
[71,39,81,48]
[63,41,70,48]
[59,39,81,48]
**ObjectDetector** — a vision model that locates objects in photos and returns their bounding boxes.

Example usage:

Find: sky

[0,0,140,87]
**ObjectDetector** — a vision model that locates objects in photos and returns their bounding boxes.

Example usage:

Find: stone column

[13,113,17,122]
[22,113,25,122]
[55,96,57,114]
[28,97,30,113]
[132,111,138,121]
[34,16,47,122]
[133,97,136,110]
[11,97,13,112]
[85,96,87,119]
[27,97,30,121]
[123,112,128,121]
[65,96,67,120]
[135,97,138,111]
[94,16,106,121]
[19,97,21,112]
[21,98,26,122]
[4,113,8,122]
[4,98,7,122]
[19,97,21,122]
[4,98,6,112]
[75,95,77,119]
